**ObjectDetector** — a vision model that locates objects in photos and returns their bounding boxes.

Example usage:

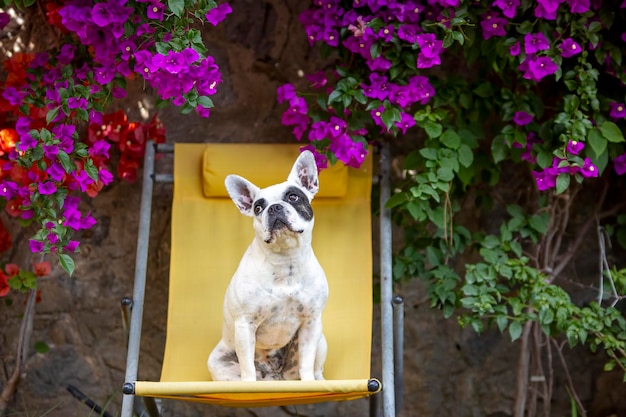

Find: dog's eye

[254,205,263,215]
[288,194,299,202]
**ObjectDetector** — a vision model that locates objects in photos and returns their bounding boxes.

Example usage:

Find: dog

[207,150,328,381]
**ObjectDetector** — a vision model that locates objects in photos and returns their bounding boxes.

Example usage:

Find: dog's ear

[225,175,260,216]
[287,150,319,197]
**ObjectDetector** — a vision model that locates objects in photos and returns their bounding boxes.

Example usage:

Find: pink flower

[513,111,534,126]
[609,102,626,119]
[205,3,232,26]
[566,140,584,155]
[613,153,626,175]
[559,38,582,57]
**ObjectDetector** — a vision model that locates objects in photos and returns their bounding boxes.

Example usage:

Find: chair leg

[121,141,157,417]
[393,296,404,415]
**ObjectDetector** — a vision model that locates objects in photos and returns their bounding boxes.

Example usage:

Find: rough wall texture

[1,1,625,417]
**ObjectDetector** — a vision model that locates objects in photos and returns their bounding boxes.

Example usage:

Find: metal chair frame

[119,141,403,417]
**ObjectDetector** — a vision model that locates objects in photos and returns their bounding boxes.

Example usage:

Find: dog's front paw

[299,371,315,381]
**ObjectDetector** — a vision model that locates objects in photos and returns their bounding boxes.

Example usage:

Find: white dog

[208,151,328,381]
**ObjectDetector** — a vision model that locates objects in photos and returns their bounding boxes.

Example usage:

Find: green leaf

[46,107,61,125]
[84,159,99,182]
[509,321,523,341]
[599,120,625,143]
[423,120,443,138]
[197,96,214,109]
[440,129,461,150]
[473,82,493,98]
[57,150,74,173]
[168,0,185,17]
[588,128,607,155]
[420,147,438,160]
[556,173,570,194]
[437,167,454,181]
[458,144,473,167]
[59,253,75,277]
[491,135,507,164]
[34,341,50,354]
[496,315,508,332]
[385,192,407,208]
[529,213,550,234]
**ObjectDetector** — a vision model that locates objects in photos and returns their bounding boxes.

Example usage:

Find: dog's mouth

[264,219,304,244]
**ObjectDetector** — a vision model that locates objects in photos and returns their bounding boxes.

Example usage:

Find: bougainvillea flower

[308,121,328,141]
[29,239,44,253]
[0,12,9,30]
[534,0,561,19]
[147,0,165,20]
[609,102,626,119]
[559,38,582,57]
[408,75,435,104]
[38,182,57,195]
[580,158,599,178]
[613,153,626,175]
[206,3,232,26]
[513,111,534,126]
[64,240,80,253]
[91,0,133,27]
[567,0,590,13]
[510,41,521,56]
[0,219,12,254]
[0,271,9,297]
[566,140,584,155]
[328,117,347,138]
[277,84,296,104]
[34,261,51,277]
[329,134,367,168]
[378,25,395,42]
[493,0,520,17]
[367,56,393,72]
[519,55,558,81]
[396,112,416,134]
[532,168,558,190]
[305,71,328,89]
[480,11,508,40]
[362,73,390,101]
[524,32,550,54]
[398,24,419,43]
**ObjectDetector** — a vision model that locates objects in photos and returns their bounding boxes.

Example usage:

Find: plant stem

[0,289,37,417]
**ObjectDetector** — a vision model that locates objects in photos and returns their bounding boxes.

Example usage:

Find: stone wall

[1,1,625,416]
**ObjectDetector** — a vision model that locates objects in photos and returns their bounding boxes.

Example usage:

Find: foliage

[0,0,230,280]
[277,0,626,403]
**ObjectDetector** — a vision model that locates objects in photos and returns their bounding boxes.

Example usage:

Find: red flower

[5,263,19,277]
[0,218,12,254]
[0,270,9,297]
[33,261,51,277]
[0,128,18,155]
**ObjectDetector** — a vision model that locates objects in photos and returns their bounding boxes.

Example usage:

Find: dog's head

[225,150,319,247]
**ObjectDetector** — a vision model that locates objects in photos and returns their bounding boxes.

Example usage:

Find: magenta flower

[397,24,419,43]
[519,56,558,81]
[0,12,9,30]
[305,71,327,89]
[534,0,560,19]
[17,133,38,152]
[510,41,521,56]
[559,38,582,57]
[328,134,367,168]
[609,102,626,119]
[47,233,59,245]
[370,106,386,129]
[367,56,393,72]
[513,111,534,126]
[566,140,584,155]
[567,0,590,13]
[524,32,550,54]
[493,0,520,18]
[64,240,80,253]
[408,75,435,104]
[378,25,395,42]
[206,3,232,26]
[29,240,44,253]
[580,158,599,178]
[361,73,390,101]
[328,117,347,138]
[38,181,57,195]
[613,153,626,175]
[277,84,296,104]
[147,0,165,20]
[396,112,416,134]
[480,11,508,40]
[532,168,558,191]
[99,168,114,185]
[89,140,111,158]
[308,121,328,141]
[47,163,66,182]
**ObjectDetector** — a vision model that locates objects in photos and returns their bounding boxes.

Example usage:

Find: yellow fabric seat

[129,143,378,407]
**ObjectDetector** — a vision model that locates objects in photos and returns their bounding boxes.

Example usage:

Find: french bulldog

[207,150,328,381]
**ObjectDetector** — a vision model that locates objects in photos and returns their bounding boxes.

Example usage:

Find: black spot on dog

[297,303,304,313]
[283,186,313,221]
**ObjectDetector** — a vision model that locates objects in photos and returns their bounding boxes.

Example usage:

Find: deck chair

[120,142,402,417]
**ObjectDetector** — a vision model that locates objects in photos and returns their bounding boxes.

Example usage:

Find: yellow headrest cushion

[201,144,348,198]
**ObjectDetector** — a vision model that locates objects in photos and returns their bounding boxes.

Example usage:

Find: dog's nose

[267,204,283,215]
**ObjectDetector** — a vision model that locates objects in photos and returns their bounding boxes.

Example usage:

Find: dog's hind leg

[208,340,241,381]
